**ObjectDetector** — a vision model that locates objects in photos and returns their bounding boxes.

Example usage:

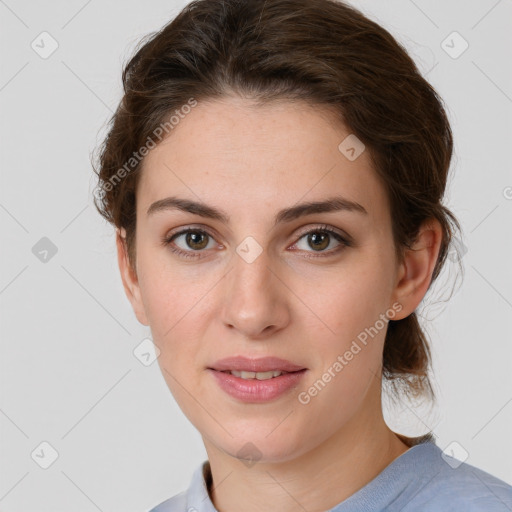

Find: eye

[291,225,351,258]
[162,228,218,259]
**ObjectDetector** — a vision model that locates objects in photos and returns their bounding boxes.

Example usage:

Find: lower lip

[208,369,307,403]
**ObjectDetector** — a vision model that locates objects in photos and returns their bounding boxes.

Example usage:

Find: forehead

[137,97,388,223]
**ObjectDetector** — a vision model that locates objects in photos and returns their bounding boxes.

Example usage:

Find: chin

[209,425,312,465]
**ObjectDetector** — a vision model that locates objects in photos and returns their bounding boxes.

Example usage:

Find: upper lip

[209,356,306,373]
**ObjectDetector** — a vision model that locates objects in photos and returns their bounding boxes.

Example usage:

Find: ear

[390,219,443,320]
[116,228,149,326]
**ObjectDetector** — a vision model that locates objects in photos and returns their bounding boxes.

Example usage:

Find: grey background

[1,0,511,510]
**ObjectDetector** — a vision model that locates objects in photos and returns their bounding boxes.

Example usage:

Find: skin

[117,96,442,512]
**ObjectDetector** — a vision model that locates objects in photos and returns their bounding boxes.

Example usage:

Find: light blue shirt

[148,438,512,511]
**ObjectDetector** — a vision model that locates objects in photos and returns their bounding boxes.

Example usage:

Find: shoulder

[146,490,187,512]
[400,442,512,511]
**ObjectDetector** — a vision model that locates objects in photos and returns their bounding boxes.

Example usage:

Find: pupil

[309,232,329,251]
[187,232,208,250]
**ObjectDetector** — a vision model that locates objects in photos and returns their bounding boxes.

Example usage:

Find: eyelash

[161,224,351,260]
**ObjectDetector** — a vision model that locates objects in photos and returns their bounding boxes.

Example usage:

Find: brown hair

[92,0,462,402]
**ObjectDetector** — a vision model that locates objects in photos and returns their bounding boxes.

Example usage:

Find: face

[118,96,419,463]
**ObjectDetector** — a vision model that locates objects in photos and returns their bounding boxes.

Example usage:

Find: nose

[220,246,290,339]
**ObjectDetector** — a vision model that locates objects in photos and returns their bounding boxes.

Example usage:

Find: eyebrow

[146,195,367,226]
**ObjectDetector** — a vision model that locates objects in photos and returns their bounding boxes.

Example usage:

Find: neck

[203,388,410,512]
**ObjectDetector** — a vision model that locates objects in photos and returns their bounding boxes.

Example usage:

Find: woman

[93,0,512,510]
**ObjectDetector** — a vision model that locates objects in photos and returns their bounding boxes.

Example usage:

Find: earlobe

[116,228,149,326]
[391,219,443,320]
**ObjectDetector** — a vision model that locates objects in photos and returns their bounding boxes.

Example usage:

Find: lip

[208,369,307,403]
[209,356,306,373]
[207,356,307,403]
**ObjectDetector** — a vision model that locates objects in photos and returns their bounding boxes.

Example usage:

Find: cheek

[300,262,392,346]
[136,243,212,337]
[141,265,207,415]
[293,259,394,408]
[135,250,220,378]
[295,273,390,426]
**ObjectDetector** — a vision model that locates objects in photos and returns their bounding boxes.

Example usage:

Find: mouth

[207,356,307,403]
[219,369,292,380]
[208,355,307,374]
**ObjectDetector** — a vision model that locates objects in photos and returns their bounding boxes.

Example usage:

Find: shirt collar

[185,459,218,512]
